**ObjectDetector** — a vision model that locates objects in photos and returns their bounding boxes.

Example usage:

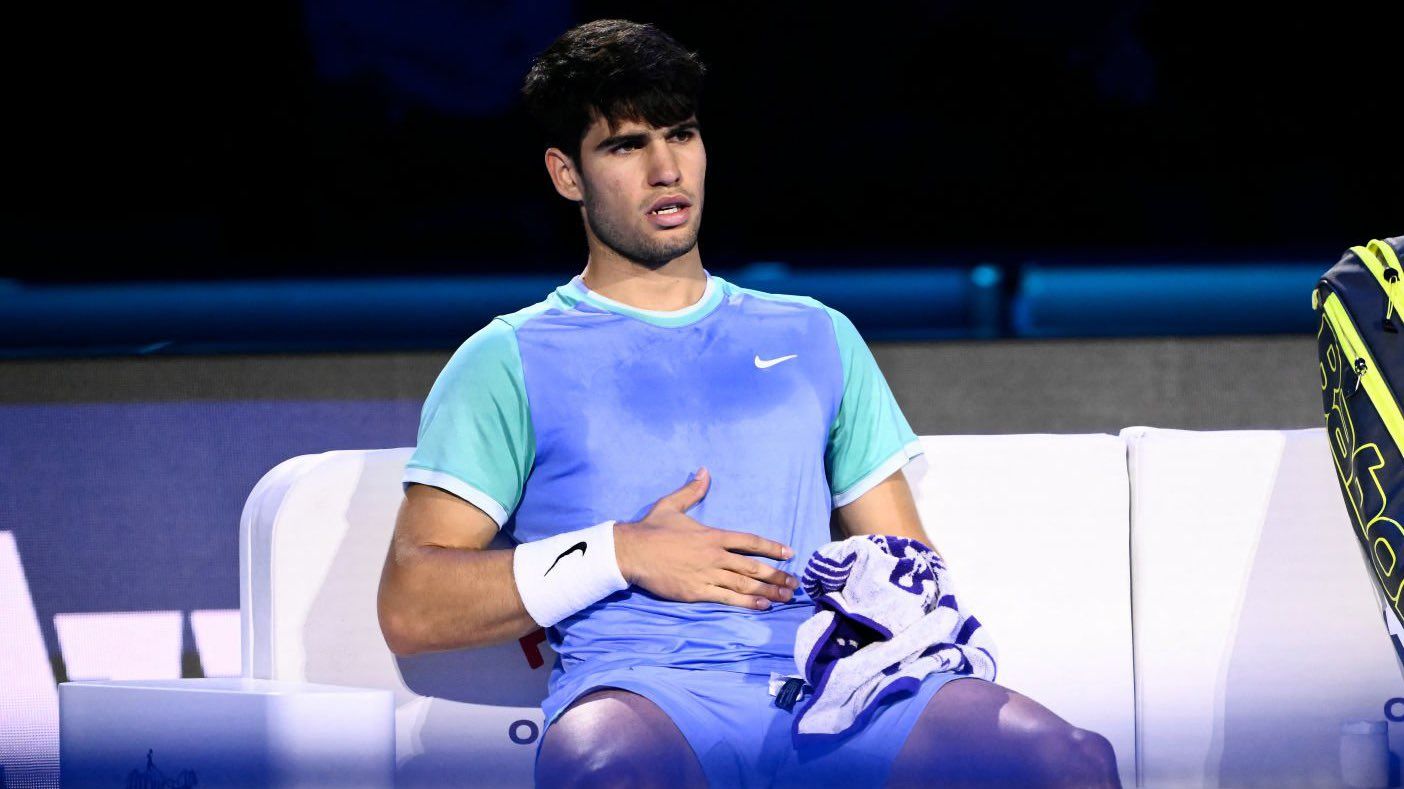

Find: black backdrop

[6,1,1401,282]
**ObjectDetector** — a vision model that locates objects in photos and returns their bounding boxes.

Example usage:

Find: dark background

[6,1,1400,284]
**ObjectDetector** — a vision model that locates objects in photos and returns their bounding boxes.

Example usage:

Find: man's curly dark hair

[521,19,707,164]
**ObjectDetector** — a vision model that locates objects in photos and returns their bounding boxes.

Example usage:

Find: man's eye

[671,130,695,142]
[613,143,638,153]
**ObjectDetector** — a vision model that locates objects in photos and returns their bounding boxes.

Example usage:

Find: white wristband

[513,520,628,627]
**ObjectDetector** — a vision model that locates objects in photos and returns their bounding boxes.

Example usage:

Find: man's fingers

[716,528,793,561]
[654,467,711,513]
[712,570,792,603]
[719,554,799,591]
[703,585,773,611]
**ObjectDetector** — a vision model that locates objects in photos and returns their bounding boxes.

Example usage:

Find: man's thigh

[889,677,1121,788]
[771,668,965,788]
[536,687,708,789]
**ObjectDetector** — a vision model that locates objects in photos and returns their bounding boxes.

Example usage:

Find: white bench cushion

[1125,426,1403,787]
[905,433,1136,789]
[240,448,552,788]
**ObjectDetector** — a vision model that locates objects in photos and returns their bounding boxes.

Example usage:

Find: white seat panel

[1125,426,1403,787]
[239,448,554,787]
[905,433,1136,788]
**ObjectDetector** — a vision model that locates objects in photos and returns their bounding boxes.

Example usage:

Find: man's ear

[545,148,585,203]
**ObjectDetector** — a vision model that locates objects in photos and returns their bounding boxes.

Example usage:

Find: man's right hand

[613,467,800,610]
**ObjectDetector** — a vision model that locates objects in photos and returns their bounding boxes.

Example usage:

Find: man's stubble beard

[581,185,701,271]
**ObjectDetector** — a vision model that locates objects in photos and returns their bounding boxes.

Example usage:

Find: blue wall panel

[1013,263,1324,338]
[1,400,421,664]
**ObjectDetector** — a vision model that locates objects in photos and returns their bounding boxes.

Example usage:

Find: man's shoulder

[438,292,566,379]
[495,291,570,331]
[447,290,572,354]
[717,277,849,339]
[718,277,839,319]
[717,278,881,370]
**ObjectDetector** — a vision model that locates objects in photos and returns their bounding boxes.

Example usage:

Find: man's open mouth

[646,195,692,215]
[645,196,693,228]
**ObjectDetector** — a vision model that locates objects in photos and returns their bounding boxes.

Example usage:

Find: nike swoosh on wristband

[544,541,588,576]
[754,354,798,369]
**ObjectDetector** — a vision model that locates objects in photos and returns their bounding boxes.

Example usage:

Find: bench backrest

[240,429,1400,787]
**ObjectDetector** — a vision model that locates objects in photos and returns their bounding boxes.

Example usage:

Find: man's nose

[646,141,681,186]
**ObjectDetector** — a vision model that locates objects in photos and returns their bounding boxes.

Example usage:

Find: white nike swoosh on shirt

[754,354,798,369]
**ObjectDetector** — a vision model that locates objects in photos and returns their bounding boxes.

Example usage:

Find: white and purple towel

[790,534,997,739]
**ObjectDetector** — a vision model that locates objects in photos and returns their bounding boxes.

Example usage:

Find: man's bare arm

[377,483,535,655]
[831,469,941,556]
[378,470,800,657]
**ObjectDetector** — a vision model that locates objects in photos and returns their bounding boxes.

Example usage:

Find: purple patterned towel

[791,534,998,739]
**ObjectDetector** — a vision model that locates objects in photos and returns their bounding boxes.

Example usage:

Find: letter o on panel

[510,719,539,745]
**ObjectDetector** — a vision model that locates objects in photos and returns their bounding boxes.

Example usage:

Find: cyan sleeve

[823,307,924,507]
[402,319,534,528]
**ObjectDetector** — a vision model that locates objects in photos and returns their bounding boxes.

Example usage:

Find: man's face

[572,115,706,269]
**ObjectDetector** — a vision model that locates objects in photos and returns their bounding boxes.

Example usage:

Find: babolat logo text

[1320,316,1404,632]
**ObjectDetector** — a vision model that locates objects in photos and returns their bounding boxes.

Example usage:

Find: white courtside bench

[72,428,1396,788]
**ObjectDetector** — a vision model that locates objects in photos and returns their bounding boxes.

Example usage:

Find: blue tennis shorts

[537,665,975,788]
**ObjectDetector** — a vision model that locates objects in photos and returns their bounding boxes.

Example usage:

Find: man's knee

[1031,725,1119,784]
[535,689,702,789]
[537,740,655,789]
[537,724,662,788]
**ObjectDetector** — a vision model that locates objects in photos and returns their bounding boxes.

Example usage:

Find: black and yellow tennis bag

[1315,235,1404,674]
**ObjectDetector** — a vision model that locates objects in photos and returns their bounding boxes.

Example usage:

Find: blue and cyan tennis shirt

[403,270,922,720]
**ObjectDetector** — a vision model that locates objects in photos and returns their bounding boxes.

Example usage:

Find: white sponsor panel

[0,531,59,789]
[191,608,241,677]
[61,678,394,788]
[54,610,183,681]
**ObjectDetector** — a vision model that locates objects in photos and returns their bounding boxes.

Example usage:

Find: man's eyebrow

[594,121,701,151]
[595,130,649,151]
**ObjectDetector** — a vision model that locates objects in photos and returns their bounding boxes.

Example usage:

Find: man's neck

[579,248,708,312]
